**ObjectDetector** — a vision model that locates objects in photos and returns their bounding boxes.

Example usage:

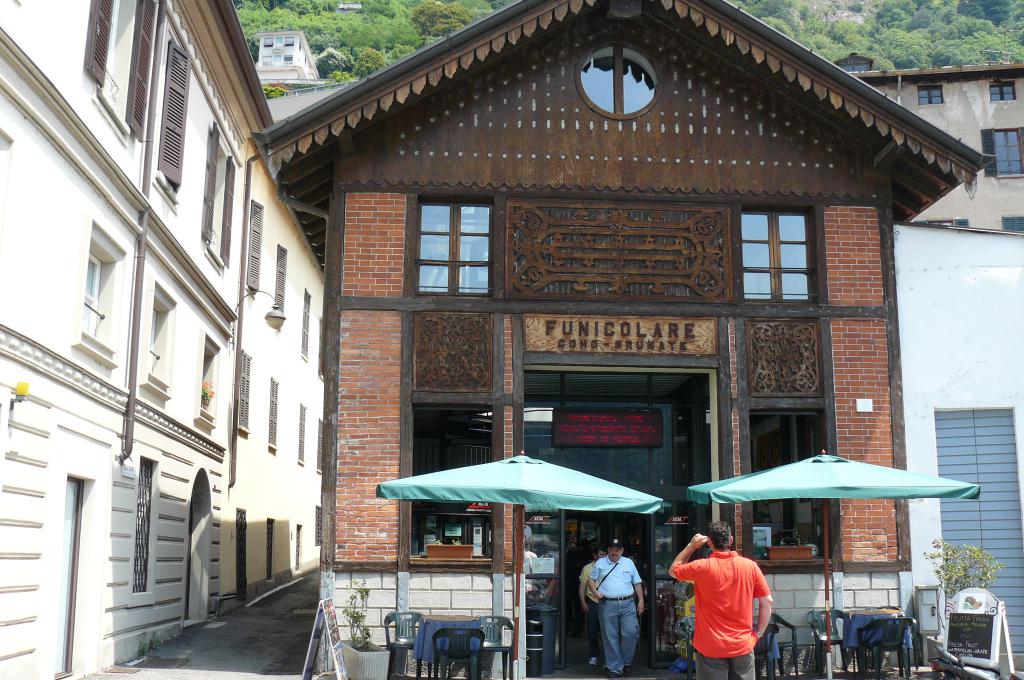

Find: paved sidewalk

[90,575,319,680]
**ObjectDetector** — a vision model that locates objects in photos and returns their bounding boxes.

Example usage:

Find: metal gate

[935,409,1024,648]
[236,509,247,600]
[267,518,275,581]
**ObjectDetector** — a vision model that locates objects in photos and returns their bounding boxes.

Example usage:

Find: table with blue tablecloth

[842,609,913,650]
[413,615,482,670]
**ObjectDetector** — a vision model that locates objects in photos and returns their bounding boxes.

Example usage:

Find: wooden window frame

[917,84,943,105]
[415,201,492,296]
[576,43,659,120]
[740,211,816,303]
[990,81,1016,102]
[993,128,1023,176]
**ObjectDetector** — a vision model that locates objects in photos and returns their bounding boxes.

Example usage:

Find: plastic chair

[679,616,695,680]
[754,623,781,680]
[432,627,485,680]
[856,616,914,680]
[384,611,423,679]
[771,613,799,677]
[807,609,848,673]
[479,616,514,680]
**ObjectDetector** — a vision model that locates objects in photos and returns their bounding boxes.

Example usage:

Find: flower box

[767,545,815,560]
[426,543,474,560]
[341,640,390,680]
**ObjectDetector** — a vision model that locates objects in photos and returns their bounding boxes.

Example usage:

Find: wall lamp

[238,289,286,330]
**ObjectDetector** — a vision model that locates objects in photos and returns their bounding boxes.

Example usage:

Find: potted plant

[766,530,814,560]
[426,539,474,560]
[200,381,215,410]
[340,581,390,680]
[925,539,1003,623]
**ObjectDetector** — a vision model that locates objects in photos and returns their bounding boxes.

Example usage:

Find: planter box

[767,545,814,560]
[341,641,390,680]
[426,543,474,560]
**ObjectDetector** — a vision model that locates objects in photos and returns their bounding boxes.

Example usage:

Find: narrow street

[91,575,319,680]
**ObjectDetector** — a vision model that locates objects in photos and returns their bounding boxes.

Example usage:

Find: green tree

[353,46,388,76]
[330,70,357,82]
[411,0,473,38]
[958,0,1012,24]
[925,539,1003,610]
[263,84,289,98]
[317,47,352,76]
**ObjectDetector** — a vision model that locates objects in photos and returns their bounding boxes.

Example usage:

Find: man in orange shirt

[670,522,773,680]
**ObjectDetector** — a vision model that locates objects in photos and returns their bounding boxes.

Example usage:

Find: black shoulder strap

[597,561,620,588]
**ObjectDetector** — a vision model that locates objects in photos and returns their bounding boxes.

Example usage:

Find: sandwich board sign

[946,588,1015,676]
[302,598,348,680]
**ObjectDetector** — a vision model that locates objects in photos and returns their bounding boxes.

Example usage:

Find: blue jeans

[598,598,639,674]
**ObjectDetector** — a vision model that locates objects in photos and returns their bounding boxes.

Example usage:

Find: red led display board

[551,409,663,448]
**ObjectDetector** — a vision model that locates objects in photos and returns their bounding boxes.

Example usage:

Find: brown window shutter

[317,418,323,474]
[301,289,310,357]
[84,0,114,84]
[125,0,157,138]
[247,201,264,290]
[269,378,279,447]
[201,125,219,245]
[157,42,191,188]
[298,404,306,464]
[220,159,235,264]
[274,245,288,312]
[239,351,251,430]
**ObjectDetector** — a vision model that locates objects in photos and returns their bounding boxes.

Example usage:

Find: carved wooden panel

[747,320,821,396]
[508,200,731,301]
[337,7,888,198]
[414,312,492,393]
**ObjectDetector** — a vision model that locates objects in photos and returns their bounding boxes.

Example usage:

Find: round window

[579,46,657,117]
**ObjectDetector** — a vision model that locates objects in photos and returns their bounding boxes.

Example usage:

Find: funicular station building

[259,0,982,669]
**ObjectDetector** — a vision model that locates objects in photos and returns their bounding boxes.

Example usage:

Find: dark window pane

[460,206,490,233]
[742,243,770,269]
[420,234,449,260]
[778,215,807,242]
[781,273,809,299]
[741,213,769,241]
[419,265,448,293]
[580,47,615,113]
[460,235,489,262]
[621,50,656,114]
[458,265,489,294]
[420,205,450,232]
[744,272,772,299]
[995,130,1022,174]
[780,243,807,269]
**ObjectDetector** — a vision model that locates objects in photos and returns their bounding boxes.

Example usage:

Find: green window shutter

[220,159,235,264]
[201,125,219,245]
[274,245,288,312]
[981,129,996,177]
[239,351,251,430]
[247,201,264,290]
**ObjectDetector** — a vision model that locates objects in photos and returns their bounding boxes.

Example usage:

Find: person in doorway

[669,521,773,680]
[590,538,644,678]
[578,546,608,667]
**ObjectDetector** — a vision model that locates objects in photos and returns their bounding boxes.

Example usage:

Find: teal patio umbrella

[377,455,662,660]
[687,454,980,680]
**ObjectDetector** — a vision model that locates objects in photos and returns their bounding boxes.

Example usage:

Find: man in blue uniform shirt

[590,538,645,678]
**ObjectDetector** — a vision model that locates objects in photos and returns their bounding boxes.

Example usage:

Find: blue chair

[384,611,423,679]
[432,627,485,680]
[856,616,914,680]
[479,616,514,680]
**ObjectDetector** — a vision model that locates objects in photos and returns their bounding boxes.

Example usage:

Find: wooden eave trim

[266,0,980,196]
[266,0,597,170]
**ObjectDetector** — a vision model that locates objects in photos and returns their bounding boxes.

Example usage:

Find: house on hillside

[858,63,1024,232]
[257,0,982,669]
[255,30,320,83]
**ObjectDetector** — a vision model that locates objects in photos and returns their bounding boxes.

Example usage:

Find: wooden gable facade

[260,0,984,616]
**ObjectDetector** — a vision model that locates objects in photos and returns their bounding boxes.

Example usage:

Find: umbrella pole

[823,498,834,680]
[513,504,524,677]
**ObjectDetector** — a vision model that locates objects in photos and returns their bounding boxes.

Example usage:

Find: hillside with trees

[236,0,1024,84]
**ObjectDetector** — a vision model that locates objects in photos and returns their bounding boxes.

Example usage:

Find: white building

[859,64,1024,232]
[0,0,324,677]
[895,222,1024,651]
[255,31,320,83]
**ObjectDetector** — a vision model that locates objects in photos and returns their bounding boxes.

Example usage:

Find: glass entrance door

[57,478,83,676]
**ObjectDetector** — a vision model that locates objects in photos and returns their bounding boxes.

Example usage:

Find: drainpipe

[896,73,902,106]
[228,155,259,488]
[121,0,167,464]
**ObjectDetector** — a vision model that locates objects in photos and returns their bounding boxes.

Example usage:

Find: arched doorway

[183,469,212,624]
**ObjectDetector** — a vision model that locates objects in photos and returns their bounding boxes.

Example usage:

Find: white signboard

[947,588,1015,675]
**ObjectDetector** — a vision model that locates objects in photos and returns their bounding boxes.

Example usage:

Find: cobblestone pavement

[89,575,319,680]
